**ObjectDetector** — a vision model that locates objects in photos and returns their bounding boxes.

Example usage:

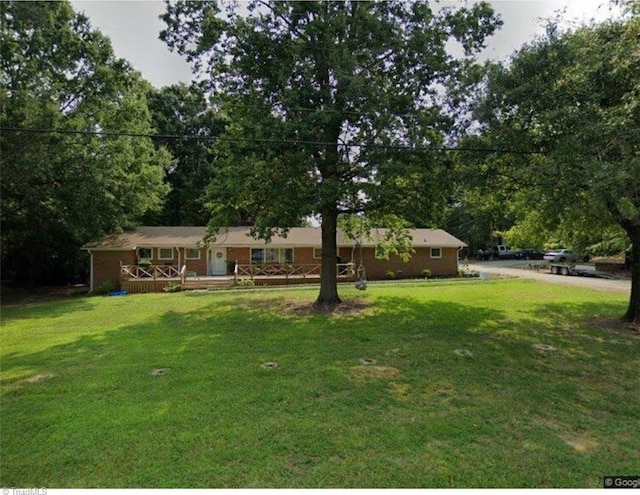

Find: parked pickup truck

[477,245,515,260]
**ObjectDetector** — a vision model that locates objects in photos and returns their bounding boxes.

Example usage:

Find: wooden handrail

[121,264,182,280]
[233,263,354,280]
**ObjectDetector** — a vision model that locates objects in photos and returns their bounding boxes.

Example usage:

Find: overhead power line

[0,126,546,155]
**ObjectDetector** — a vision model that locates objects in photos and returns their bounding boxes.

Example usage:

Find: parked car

[476,245,515,261]
[543,249,590,263]
[515,249,544,260]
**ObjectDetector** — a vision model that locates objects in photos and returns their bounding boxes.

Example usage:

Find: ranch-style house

[83,226,466,293]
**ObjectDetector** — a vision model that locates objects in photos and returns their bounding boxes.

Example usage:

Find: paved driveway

[465,260,630,294]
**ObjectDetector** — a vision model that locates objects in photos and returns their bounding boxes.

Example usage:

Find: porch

[119,262,356,293]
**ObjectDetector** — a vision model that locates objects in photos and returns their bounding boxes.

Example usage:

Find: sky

[69,0,621,89]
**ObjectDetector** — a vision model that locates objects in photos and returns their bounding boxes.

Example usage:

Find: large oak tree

[469,4,640,323]
[161,0,501,306]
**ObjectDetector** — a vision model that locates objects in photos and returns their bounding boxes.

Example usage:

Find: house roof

[83,226,466,250]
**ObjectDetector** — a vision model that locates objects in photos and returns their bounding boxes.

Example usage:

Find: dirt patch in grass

[587,317,640,339]
[25,373,55,383]
[561,434,599,454]
[282,299,373,317]
[388,381,412,400]
[348,365,401,383]
[151,368,171,376]
[533,343,557,352]
[236,298,373,317]
[453,349,473,357]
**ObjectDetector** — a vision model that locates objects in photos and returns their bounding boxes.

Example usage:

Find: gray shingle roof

[83,226,466,250]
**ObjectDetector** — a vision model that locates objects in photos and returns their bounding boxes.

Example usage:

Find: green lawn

[1,279,638,488]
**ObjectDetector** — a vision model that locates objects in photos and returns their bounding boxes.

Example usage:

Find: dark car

[515,249,544,260]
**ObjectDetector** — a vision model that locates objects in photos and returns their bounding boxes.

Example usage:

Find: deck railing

[121,264,184,281]
[120,262,356,284]
[234,262,354,280]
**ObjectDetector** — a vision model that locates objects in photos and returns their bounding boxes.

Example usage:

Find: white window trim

[251,247,294,264]
[430,247,443,259]
[185,248,201,260]
[157,247,174,261]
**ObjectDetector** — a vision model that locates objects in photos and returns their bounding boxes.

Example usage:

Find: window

[185,248,201,260]
[250,248,293,264]
[314,248,340,259]
[137,248,152,260]
[430,247,442,259]
[158,248,174,260]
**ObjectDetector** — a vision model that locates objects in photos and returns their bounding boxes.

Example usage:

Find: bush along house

[82,226,467,293]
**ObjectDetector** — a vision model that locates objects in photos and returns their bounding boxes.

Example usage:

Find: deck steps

[181,278,234,291]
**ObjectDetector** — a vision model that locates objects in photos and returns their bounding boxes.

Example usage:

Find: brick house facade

[83,226,465,292]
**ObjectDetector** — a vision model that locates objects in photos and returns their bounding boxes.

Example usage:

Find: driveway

[465,260,631,294]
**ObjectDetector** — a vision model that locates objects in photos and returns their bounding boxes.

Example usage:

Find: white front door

[208,248,227,275]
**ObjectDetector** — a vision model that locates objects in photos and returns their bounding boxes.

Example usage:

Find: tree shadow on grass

[1,294,95,322]
[2,292,639,487]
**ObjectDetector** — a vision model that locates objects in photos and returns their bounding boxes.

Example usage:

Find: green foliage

[94,280,118,295]
[340,214,415,262]
[233,278,256,288]
[144,83,230,226]
[162,281,182,293]
[384,270,396,280]
[0,1,171,286]
[161,1,501,304]
[469,12,640,321]
[421,268,432,279]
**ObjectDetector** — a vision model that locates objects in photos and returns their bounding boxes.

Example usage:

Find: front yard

[1,280,638,487]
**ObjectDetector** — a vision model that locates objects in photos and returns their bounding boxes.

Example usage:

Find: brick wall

[91,250,136,290]
[181,248,207,275]
[355,247,459,279]
[228,245,458,278]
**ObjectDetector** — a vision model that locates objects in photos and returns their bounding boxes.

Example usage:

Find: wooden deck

[119,263,355,293]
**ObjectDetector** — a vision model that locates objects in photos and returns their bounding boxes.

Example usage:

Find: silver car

[543,249,588,263]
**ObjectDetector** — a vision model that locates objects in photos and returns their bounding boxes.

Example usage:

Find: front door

[208,248,227,275]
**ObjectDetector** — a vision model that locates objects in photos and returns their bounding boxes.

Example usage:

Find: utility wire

[0,126,546,155]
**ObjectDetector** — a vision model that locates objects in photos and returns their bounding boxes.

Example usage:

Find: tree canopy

[1,1,171,286]
[161,0,501,306]
[468,4,640,322]
[144,83,229,226]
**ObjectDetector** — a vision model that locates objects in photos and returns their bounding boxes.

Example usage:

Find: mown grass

[1,279,638,488]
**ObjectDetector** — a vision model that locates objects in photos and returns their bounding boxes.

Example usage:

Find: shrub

[163,281,182,293]
[385,270,396,280]
[233,278,255,288]
[95,280,118,295]
[421,269,432,279]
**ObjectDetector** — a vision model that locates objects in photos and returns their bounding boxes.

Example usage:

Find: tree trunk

[315,208,341,308]
[623,226,640,325]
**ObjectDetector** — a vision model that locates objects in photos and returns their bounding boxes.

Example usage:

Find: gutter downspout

[88,249,94,293]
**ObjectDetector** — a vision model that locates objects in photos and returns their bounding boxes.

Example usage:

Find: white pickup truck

[477,245,515,260]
